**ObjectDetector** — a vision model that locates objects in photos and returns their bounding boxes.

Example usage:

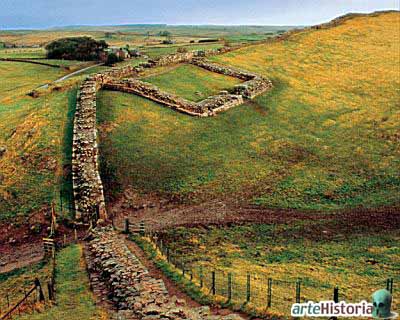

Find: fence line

[0,205,61,319]
[123,223,398,316]
[0,279,45,320]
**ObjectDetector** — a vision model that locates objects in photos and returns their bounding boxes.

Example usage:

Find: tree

[45,37,108,61]
[105,53,123,66]
[158,31,172,38]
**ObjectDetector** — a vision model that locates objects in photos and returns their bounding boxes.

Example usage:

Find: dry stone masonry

[72,47,272,222]
[72,79,107,222]
[86,227,244,320]
[102,58,271,117]
[104,79,245,117]
[191,59,273,99]
[104,79,207,116]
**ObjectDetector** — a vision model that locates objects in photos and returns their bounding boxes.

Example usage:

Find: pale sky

[0,0,399,29]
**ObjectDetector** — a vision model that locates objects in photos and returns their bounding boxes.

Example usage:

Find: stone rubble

[86,227,244,320]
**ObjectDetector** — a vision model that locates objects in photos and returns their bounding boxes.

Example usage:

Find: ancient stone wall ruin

[72,78,107,222]
[191,59,273,99]
[72,45,273,222]
[86,227,243,319]
[104,78,246,117]
[104,79,207,116]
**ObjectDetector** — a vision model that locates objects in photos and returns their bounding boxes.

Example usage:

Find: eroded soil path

[111,190,400,239]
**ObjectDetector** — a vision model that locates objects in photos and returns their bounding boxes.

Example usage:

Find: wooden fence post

[296,280,301,303]
[200,266,204,288]
[227,273,232,303]
[124,218,130,234]
[333,286,339,303]
[139,221,145,235]
[246,273,251,303]
[386,278,394,294]
[47,282,54,301]
[35,278,45,302]
[211,271,216,295]
[267,278,272,308]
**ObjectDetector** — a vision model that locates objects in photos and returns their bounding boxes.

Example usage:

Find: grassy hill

[98,11,400,211]
[0,60,82,222]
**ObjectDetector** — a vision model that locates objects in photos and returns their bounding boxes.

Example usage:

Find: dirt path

[37,63,104,89]
[0,242,43,273]
[111,193,400,237]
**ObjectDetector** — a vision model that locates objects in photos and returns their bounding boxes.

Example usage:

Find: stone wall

[86,227,244,319]
[104,79,245,117]
[233,77,273,99]
[191,59,273,99]
[72,44,272,222]
[198,92,244,114]
[150,51,196,66]
[72,78,107,222]
[191,58,256,80]
[104,79,207,116]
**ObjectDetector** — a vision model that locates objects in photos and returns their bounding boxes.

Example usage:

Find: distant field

[98,12,400,210]
[0,48,46,58]
[0,25,292,48]
[143,64,241,101]
[141,43,223,58]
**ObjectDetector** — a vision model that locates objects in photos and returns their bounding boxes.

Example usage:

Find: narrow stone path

[86,227,245,320]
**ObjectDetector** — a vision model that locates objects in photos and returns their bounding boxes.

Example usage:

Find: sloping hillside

[98,11,400,210]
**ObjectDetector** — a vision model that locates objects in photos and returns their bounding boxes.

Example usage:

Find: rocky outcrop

[86,227,244,320]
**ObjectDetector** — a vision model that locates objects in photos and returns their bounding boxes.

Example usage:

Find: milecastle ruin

[72,47,273,222]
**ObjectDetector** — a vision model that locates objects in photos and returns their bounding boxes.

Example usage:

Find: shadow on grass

[59,87,77,220]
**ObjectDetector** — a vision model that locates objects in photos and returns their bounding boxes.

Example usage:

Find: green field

[15,245,106,320]
[0,61,78,221]
[156,222,399,315]
[143,64,241,101]
[98,12,400,211]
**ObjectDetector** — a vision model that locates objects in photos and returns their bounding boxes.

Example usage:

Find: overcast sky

[1,0,399,29]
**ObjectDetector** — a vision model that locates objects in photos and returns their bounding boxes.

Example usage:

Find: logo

[291,288,398,318]
[372,289,398,319]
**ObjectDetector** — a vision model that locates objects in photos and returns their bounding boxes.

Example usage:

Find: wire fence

[0,223,59,319]
[142,230,398,316]
[0,253,56,319]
